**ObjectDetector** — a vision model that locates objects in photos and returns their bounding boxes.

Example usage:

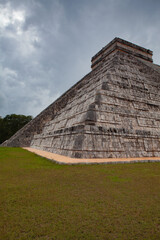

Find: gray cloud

[0,0,160,117]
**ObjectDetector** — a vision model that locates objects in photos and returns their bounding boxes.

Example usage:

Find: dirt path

[23,147,160,164]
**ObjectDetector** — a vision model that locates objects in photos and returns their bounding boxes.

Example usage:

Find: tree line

[0,114,32,144]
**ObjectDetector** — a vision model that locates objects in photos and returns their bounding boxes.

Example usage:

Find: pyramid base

[23,147,160,165]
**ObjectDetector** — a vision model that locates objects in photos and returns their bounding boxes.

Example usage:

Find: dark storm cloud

[0,0,160,117]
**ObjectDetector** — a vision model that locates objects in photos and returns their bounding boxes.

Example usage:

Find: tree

[0,114,32,144]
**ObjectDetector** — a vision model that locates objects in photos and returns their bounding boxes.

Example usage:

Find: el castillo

[2,37,160,160]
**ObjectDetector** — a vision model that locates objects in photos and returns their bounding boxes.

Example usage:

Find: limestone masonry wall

[2,38,160,159]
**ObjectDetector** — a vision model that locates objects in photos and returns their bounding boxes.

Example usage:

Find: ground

[0,147,160,240]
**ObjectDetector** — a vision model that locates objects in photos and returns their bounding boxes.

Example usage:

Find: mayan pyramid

[2,38,160,158]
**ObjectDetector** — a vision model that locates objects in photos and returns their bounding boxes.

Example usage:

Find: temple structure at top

[91,38,153,70]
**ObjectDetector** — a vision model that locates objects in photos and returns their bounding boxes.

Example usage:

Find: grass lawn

[0,147,160,240]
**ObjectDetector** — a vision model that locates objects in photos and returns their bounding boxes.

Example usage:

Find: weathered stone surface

[2,38,160,158]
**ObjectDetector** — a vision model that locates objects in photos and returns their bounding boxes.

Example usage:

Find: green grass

[1,147,160,240]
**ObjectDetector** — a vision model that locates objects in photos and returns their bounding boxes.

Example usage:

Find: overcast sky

[0,0,160,117]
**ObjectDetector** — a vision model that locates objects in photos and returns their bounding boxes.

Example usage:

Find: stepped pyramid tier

[2,38,160,158]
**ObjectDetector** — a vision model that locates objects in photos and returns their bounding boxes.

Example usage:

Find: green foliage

[0,114,32,144]
[1,147,160,240]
